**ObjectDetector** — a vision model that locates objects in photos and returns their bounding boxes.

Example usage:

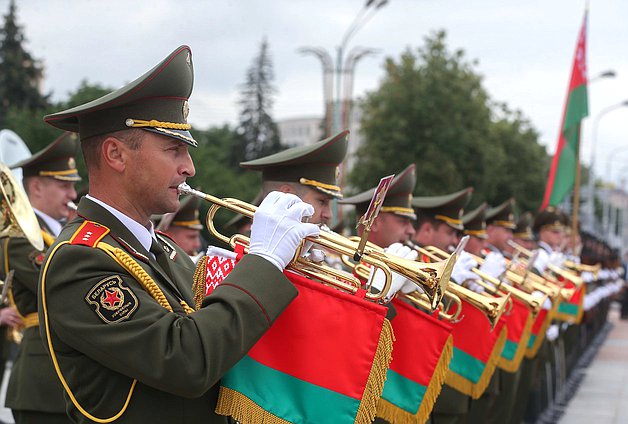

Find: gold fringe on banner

[376,334,453,424]
[445,326,508,399]
[498,313,534,373]
[356,318,395,424]
[215,386,290,424]
[191,256,208,310]
[525,302,559,359]
[216,318,394,424]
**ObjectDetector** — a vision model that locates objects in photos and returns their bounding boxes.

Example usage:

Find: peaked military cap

[411,187,473,230]
[513,211,534,241]
[339,164,417,220]
[44,46,196,147]
[240,131,348,199]
[154,195,202,231]
[11,132,81,182]
[485,198,517,229]
[462,202,488,239]
[532,206,565,233]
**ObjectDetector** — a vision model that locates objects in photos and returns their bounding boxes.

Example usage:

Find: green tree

[0,0,48,126]
[232,37,282,165]
[350,31,549,211]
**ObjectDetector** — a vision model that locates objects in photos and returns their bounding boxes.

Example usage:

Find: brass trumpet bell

[0,162,43,251]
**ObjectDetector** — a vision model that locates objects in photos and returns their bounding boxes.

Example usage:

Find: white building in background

[276,105,365,181]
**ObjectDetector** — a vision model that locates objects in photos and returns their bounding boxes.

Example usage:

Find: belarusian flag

[541,11,589,209]
[376,298,453,423]
[216,270,393,423]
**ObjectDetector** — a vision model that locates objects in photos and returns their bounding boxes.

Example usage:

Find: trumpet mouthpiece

[177,182,192,195]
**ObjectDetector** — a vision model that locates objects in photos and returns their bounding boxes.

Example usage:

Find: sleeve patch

[84,275,139,324]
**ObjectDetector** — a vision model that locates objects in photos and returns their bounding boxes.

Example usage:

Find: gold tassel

[355,318,395,424]
[376,334,454,424]
[445,326,508,399]
[215,386,290,424]
[191,256,208,310]
[498,314,534,373]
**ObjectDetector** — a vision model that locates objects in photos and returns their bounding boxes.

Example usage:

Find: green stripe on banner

[527,334,537,349]
[449,347,485,384]
[558,302,580,316]
[381,368,426,414]
[222,355,360,423]
[501,339,518,361]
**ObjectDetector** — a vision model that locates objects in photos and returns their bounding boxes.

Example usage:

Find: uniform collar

[33,208,62,237]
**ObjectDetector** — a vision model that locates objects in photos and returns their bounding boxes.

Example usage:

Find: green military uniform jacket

[38,198,297,423]
[1,217,67,413]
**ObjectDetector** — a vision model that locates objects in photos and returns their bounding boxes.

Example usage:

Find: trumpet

[179,184,453,308]
[564,260,600,279]
[421,245,544,317]
[403,290,464,323]
[507,240,583,292]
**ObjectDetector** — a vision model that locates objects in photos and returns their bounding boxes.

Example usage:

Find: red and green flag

[445,297,508,399]
[555,282,585,324]
[497,298,534,373]
[376,298,453,424]
[216,270,393,424]
[541,11,589,209]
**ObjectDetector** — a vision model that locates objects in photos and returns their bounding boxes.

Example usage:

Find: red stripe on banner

[389,299,452,385]
[451,297,504,361]
[504,298,531,343]
[248,270,388,400]
[531,308,550,335]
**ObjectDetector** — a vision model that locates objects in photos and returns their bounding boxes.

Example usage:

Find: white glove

[581,271,594,283]
[465,280,485,294]
[533,249,550,274]
[546,324,559,342]
[369,243,418,301]
[478,252,507,279]
[249,191,320,271]
[531,290,552,310]
[451,251,479,285]
[548,252,565,267]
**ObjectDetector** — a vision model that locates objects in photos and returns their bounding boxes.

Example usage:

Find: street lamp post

[602,146,628,239]
[585,99,628,232]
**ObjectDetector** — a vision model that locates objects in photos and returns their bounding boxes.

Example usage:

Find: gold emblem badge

[68,157,76,169]
[182,101,190,121]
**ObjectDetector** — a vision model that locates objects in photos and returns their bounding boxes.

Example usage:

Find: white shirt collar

[85,194,155,254]
[537,241,554,254]
[33,209,62,237]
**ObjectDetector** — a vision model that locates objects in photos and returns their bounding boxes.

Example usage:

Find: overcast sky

[5,0,628,185]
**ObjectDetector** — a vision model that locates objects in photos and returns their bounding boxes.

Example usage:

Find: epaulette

[69,221,110,247]
[155,230,176,244]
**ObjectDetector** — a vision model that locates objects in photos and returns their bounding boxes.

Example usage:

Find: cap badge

[186,51,191,66]
[68,157,76,169]
[335,166,340,183]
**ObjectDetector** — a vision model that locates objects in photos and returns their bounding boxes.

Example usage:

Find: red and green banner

[498,298,534,372]
[445,297,507,399]
[216,269,393,424]
[376,298,453,424]
[526,301,559,358]
[541,11,589,209]
[555,283,585,324]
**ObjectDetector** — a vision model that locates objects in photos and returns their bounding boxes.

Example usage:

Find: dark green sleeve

[40,244,297,398]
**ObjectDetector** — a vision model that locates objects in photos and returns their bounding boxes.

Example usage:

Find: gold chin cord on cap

[125,119,191,130]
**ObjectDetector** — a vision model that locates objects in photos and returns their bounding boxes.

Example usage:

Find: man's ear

[418,221,432,236]
[101,137,128,173]
[278,183,296,195]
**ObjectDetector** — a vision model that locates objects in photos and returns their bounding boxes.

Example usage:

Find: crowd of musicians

[0,45,625,424]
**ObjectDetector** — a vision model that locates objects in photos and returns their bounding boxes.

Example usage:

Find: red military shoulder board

[70,221,110,247]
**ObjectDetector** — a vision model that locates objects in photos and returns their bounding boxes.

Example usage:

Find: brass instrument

[403,290,463,323]
[179,184,455,308]
[564,260,600,279]
[507,240,582,293]
[0,162,46,344]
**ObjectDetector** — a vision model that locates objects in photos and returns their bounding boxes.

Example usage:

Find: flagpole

[572,125,582,248]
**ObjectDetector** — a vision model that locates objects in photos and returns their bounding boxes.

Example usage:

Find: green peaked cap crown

[462,202,488,239]
[485,198,517,229]
[514,211,534,241]
[339,164,417,219]
[412,187,473,230]
[240,130,349,198]
[532,206,565,233]
[44,46,196,147]
[11,132,81,182]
